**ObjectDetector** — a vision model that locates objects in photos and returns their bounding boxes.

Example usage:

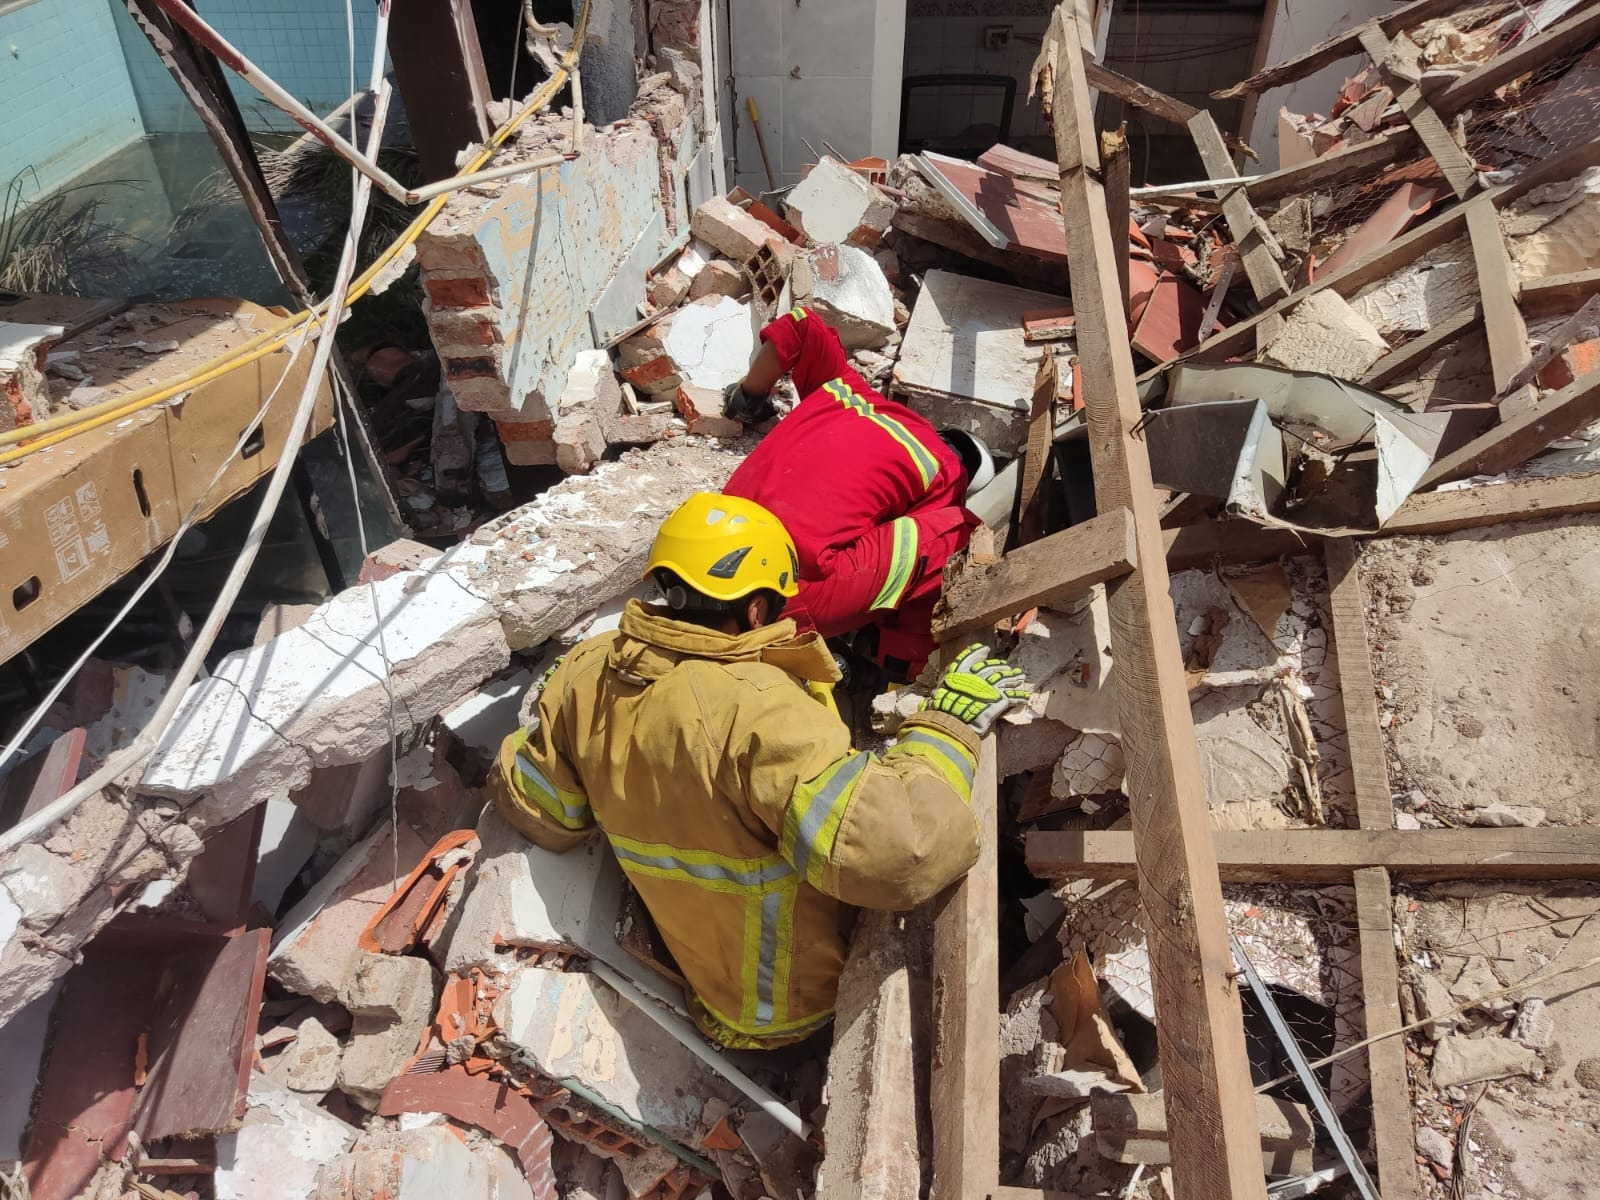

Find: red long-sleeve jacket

[724,307,979,652]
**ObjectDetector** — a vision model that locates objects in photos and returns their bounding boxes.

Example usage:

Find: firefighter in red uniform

[720,305,995,682]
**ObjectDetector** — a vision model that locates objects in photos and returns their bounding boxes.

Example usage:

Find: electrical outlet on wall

[983,24,1012,50]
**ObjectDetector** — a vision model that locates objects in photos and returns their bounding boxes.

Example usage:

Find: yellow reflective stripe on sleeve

[781,751,871,887]
[606,835,793,893]
[888,727,977,798]
[822,378,939,489]
[869,517,920,611]
[787,304,809,322]
[513,748,591,829]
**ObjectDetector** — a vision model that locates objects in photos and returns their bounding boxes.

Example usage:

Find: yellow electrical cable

[0,0,588,467]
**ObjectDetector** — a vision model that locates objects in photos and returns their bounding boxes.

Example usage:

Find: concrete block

[675,384,742,438]
[659,295,755,390]
[1259,290,1389,377]
[647,266,691,308]
[338,952,441,1107]
[1090,1090,1314,1174]
[444,806,624,974]
[440,670,533,766]
[786,159,897,249]
[493,964,740,1145]
[554,409,606,474]
[216,1075,358,1200]
[689,258,752,301]
[794,244,895,350]
[690,196,770,262]
[1429,1034,1542,1089]
[817,910,923,1200]
[143,564,511,824]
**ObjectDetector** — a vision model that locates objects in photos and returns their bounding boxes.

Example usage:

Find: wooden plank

[1498,294,1600,400]
[1246,127,1420,205]
[1188,112,1288,324]
[1522,267,1600,318]
[1162,519,1315,569]
[1323,539,1390,830]
[934,508,1136,643]
[1465,203,1532,400]
[1038,12,1269,1198]
[1385,470,1600,533]
[1354,867,1421,1200]
[1016,349,1059,546]
[1189,133,1600,364]
[386,0,494,182]
[1361,304,1483,388]
[1085,59,1255,159]
[1025,827,1600,882]
[1359,25,1477,200]
[929,737,999,1200]
[1419,366,1600,486]
[1213,0,1469,100]
[1434,3,1600,117]
[1102,128,1131,319]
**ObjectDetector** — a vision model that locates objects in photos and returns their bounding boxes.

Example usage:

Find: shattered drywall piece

[659,295,755,390]
[1006,594,1119,736]
[1259,291,1389,377]
[1349,236,1477,335]
[493,964,739,1147]
[793,243,895,350]
[1503,167,1600,278]
[215,1075,358,1200]
[785,158,897,248]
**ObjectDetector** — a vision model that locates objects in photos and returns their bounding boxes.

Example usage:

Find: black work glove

[722,379,777,425]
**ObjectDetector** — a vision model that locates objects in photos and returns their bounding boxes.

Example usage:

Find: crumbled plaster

[1348,236,1477,335]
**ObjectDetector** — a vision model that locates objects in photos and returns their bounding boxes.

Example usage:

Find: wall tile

[783,0,876,78]
[730,0,784,76]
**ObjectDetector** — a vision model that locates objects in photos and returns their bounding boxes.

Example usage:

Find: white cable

[0,7,395,859]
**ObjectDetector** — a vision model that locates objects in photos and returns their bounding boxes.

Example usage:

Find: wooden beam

[1188,134,1600,364]
[1085,59,1256,160]
[1359,25,1478,200]
[1523,268,1600,318]
[1361,304,1483,388]
[1354,867,1421,1200]
[1434,4,1600,117]
[1323,539,1390,831]
[1039,11,1269,1197]
[1162,520,1314,570]
[1025,827,1600,882]
[1246,128,1420,206]
[929,738,999,1200]
[1188,111,1289,319]
[1016,349,1059,546]
[1384,470,1600,533]
[1498,294,1600,401]
[1212,0,1469,100]
[934,508,1136,643]
[1465,203,1533,402]
[387,0,494,182]
[1103,128,1131,320]
[1419,366,1600,486]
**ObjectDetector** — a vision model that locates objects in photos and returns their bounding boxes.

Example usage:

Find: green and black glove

[722,379,777,425]
[924,643,1031,735]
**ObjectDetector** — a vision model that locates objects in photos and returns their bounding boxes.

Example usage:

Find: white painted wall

[729,0,907,196]
[1248,0,1394,170]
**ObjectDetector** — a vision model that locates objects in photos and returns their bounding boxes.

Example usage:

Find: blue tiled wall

[0,0,144,198]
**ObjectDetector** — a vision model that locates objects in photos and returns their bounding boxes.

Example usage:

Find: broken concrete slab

[0,322,62,431]
[1090,1090,1314,1174]
[313,1123,539,1200]
[688,259,751,301]
[690,196,772,262]
[893,269,1068,454]
[215,1075,358,1200]
[554,349,620,475]
[659,295,755,390]
[142,564,511,828]
[338,952,440,1107]
[674,383,742,437]
[264,1014,343,1097]
[444,806,623,975]
[1429,1033,1542,1089]
[1258,290,1389,377]
[492,963,739,1147]
[785,158,896,249]
[817,909,924,1200]
[793,244,895,350]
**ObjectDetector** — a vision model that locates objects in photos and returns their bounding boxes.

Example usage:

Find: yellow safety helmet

[645,492,801,602]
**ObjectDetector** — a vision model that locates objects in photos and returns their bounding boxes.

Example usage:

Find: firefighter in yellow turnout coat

[491,492,1029,1048]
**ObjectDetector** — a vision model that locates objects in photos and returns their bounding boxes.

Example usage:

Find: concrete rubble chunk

[1471,801,1546,828]
[675,383,742,438]
[0,322,62,432]
[1415,1124,1453,1168]
[264,1015,343,1096]
[817,910,923,1200]
[492,963,740,1146]
[689,258,752,301]
[660,295,756,390]
[361,538,446,584]
[1052,731,1126,800]
[1090,1090,1314,1173]
[785,158,897,248]
[1415,970,1460,1041]
[216,1074,358,1200]
[338,952,442,1107]
[1429,1033,1541,1089]
[691,196,772,262]
[555,349,622,475]
[444,806,624,974]
[1510,996,1553,1050]
[1449,955,1516,1019]
[1258,290,1389,377]
[792,244,895,350]
[313,1123,537,1200]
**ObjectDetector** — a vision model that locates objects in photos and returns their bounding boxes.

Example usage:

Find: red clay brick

[424,275,492,308]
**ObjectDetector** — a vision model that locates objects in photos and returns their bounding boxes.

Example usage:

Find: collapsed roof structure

[3,0,1600,1198]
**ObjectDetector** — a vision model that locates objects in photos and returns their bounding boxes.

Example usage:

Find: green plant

[0,169,137,295]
